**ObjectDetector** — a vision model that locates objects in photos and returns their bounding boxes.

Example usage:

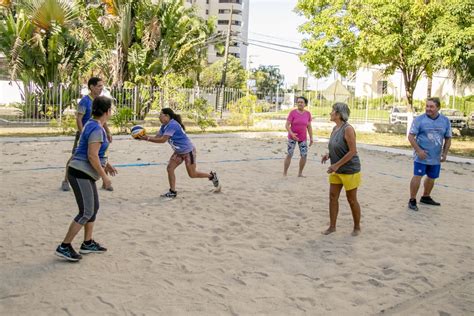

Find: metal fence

[0,84,246,125]
[0,83,471,126]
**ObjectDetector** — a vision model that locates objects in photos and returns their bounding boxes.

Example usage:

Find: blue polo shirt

[77,95,93,126]
[409,113,452,165]
[159,119,194,154]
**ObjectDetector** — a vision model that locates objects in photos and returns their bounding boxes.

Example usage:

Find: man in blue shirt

[408,97,452,211]
[61,77,113,191]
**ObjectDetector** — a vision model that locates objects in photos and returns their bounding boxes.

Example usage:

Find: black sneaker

[79,240,107,254]
[420,196,441,206]
[160,190,177,199]
[408,198,418,211]
[55,244,82,261]
[209,171,220,188]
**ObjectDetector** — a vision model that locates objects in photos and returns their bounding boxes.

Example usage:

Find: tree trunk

[401,68,418,138]
[401,67,418,111]
[427,73,432,98]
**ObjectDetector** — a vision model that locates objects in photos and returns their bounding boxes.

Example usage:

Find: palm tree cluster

[0,0,220,87]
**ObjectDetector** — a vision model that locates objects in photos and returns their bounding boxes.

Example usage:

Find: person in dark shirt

[321,103,362,236]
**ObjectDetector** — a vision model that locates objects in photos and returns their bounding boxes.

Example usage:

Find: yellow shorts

[329,172,361,191]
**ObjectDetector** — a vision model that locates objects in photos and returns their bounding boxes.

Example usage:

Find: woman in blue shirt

[55,96,117,262]
[138,108,220,199]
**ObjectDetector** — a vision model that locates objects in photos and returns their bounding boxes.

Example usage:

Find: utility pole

[218,6,233,118]
[246,55,257,97]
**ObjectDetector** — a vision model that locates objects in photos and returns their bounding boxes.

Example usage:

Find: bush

[49,115,76,135]
[228,95,257,128]
[187,98,217,132]
[110,107,134,134]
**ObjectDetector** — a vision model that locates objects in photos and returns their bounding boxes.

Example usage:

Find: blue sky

[247,0,332,88]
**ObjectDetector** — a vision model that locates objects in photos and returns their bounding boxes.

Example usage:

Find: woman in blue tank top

[137,108,220,199]
[321,102,362,236]
[55,96,118,262]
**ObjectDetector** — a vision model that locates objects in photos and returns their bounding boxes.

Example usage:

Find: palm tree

[81,0,216,86]
[1,0,85,85]
[0,0,86,118]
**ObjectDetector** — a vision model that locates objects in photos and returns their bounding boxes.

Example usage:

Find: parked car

[439,109,467,129]
[389,106,417,124]
[467,112,474,128]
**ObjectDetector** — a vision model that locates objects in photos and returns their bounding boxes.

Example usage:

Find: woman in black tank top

[321,103,362,236]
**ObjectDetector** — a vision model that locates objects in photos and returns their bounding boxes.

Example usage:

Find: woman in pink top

[283,96,314,177]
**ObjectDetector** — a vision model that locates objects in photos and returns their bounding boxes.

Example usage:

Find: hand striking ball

[131,125,146,139]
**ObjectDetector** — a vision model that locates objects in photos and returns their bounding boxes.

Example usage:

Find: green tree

[252,65,284,101]
[296,0,473,109]
[78,0,216,86]
[0,0,86,85]
[433,0,474,88]
[199,55,247,88]
[0,0,86,119]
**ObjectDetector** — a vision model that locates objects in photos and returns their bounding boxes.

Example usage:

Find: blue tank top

[73,119,109,166]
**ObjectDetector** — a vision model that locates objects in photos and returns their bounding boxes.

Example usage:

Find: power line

[237,40,302,56]
[247,38,306,52]
[249,31,302,45]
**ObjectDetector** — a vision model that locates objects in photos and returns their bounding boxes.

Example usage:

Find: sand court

[0,134,473,315]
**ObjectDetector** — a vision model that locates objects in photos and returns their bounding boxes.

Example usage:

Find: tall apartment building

[184,0,249,67]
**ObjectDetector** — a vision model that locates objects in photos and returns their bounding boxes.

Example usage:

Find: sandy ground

[0,133,473,315]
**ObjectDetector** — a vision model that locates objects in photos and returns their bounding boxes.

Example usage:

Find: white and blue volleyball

[131,125,146,139]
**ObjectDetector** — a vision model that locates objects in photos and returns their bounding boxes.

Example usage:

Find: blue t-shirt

[77,95,93,126]
[73,120,109,163]
[409,113,452,165]
[159,119,194,154]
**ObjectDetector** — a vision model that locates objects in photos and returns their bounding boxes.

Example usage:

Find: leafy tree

[0,0,86,85]
[252,65,284,101]
[0,0,86,118]
[433,0,474,88]
[296,0,473,109]
[199,55,247,88]
[78,0,217,86]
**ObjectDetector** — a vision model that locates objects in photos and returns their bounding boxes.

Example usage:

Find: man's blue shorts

[413,161,441,179]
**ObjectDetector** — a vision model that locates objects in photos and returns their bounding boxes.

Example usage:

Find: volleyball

[131,125,146,139]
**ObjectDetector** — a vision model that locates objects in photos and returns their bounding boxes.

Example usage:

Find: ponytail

[161,107,185,130]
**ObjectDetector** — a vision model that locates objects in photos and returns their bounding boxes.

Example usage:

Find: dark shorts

[413,161,441,179]
[170,148,197,166]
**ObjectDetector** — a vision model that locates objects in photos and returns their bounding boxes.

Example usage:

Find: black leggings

[68,168,99,225]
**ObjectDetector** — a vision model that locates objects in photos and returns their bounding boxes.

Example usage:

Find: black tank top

[328,122,361,174]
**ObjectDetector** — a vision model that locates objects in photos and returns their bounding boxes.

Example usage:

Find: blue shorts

[413,161,441,179]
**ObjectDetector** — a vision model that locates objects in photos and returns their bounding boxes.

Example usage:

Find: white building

[353,66,473,105]
[184,0,249,67]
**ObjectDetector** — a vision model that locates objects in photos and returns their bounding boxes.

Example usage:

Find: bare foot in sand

[298,174,306,178]
[322,227,336,235]
[351,228,361,236]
